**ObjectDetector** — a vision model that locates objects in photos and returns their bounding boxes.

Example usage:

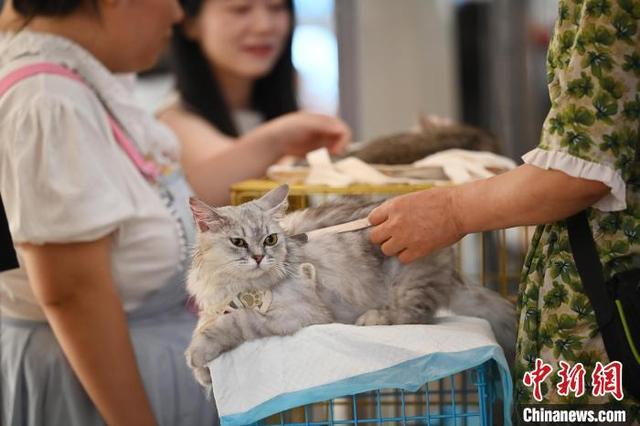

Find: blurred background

[0,0,560,161]
[135,0,559,162]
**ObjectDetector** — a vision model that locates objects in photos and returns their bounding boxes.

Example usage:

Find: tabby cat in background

[346,114,500,165]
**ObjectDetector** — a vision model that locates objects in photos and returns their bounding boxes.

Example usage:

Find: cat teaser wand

[289,218,372,243]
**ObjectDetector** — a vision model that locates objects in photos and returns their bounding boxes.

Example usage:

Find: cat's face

[190,185,291,280]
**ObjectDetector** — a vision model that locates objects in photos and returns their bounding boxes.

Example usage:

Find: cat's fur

[185,185,516,392]
[347,123,501,165]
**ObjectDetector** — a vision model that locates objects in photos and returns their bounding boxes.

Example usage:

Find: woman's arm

[159,106,350,206]
[159,106,285,206]
[19,236,157,426]
[453,164,609,232]
[369,164,610,263]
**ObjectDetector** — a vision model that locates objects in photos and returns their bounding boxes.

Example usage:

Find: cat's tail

[449,278,517,367]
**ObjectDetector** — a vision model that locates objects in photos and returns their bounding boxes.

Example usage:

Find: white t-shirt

[157,90,264,135]
[234,109,263,134]
[0,31,187,320]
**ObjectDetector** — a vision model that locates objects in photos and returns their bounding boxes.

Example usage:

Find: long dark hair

[13,0,97,17]
[172,0,298,137]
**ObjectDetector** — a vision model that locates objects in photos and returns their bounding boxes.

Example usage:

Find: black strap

[566,210,614,329]
[0,193,19,272]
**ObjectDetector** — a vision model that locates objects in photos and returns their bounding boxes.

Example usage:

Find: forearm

[21,239,156,426]
[185,130,283,206]
[43,286,156,426]
[453,164,610,234]
[164,107,349,206]
[160,105,284,206]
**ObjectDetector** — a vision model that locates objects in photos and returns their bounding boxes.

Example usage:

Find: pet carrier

[210,320,513,426]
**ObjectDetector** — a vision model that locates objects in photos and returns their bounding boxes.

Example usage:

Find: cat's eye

[263,234,278,246]
[230,238,247,248]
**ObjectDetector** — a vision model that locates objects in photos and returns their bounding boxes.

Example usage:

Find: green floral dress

[515,0,640,416]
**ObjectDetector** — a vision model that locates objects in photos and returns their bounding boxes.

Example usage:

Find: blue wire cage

[250,360,498,426]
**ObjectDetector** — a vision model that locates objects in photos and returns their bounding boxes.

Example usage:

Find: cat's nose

[253,255,264,264]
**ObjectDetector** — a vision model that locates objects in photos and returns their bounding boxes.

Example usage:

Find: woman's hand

[263,111,351,157]
[162,106,351,206]
[368,187,465,264]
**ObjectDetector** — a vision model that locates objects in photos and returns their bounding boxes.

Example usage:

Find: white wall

[339,0,459,141]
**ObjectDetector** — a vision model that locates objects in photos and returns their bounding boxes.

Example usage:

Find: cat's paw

[186,341,219,389]
[185,335,223,369]
[356,309,392,326]
[193,366,213,388]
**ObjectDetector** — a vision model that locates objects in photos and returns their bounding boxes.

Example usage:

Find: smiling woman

[170,0,296,136]
[158,0,351,206]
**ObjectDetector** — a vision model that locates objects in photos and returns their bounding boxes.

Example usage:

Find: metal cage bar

[254,361,495,425]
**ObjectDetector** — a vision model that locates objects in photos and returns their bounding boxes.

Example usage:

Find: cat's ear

[255,184,289,218]
[189,197,227,232]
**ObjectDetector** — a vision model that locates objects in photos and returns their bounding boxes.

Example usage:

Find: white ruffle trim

[522,148,626,212]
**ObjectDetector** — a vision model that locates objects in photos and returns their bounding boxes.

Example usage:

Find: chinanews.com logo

[520,406,628,424]
[519,358,629,424]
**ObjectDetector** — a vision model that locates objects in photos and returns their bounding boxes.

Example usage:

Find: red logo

[523,359,624,400]
[556,361,586,398]
[523,358,553,401]
[591,361,624,401]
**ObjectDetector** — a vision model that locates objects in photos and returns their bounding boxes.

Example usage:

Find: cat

[292,120,500,169]
[346,122,501,165]
[185,185,516,393]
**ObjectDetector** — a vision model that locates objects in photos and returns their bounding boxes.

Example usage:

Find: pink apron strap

[0,62,160,181]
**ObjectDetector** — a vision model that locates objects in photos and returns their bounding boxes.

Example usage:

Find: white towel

[413,149,517,184]
[299,148,517,187]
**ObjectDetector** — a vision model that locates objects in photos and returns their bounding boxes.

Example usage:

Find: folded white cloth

[305,148,355,186]
[301,148,517,187]
[305,148,418,186]
[209,316,513,426]
[413,149,517,184]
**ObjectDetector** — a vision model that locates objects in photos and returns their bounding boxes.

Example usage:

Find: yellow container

[231,179,436,209]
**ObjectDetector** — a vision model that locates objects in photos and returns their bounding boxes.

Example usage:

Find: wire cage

[229,179,521,426]
[251,361,498,426]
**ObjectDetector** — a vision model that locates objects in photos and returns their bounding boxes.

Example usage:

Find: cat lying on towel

[185,185,515,392]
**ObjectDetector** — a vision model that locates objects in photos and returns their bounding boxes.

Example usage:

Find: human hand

[368,187,465,263]
[266,111,351,157]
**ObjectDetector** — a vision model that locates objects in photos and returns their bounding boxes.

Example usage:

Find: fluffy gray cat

[185,185,516,392]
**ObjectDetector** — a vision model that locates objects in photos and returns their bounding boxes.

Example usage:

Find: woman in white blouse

[0,0,349,425]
